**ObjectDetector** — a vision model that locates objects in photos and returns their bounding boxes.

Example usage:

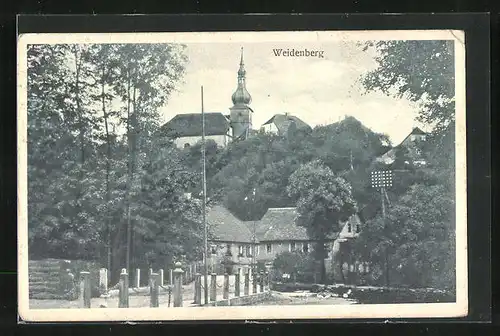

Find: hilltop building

[375,127,428,166]
[261,113,312,136]
[161,48,310,149]
[161,48,254,149]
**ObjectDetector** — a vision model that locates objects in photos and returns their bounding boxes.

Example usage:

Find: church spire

[232,47,252,106]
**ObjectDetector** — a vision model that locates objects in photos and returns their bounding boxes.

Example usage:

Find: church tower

[230,47,253,141]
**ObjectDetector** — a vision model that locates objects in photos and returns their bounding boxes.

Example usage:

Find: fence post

[150,272,159,307]
[135,268,141,288]
[210,273,217,302]
[235,271,240,297]
[99,268,108,295]
[244,272,250,296]
[159,269,164,287]
[169,269,173,285]
[259,271,264,293]
[80,271,91,308]
[252,271,257,294]
[223,273,229,299]
[265,271,270,291]
[173,262,184,307]
[118,268,129,308]
[194,273,202,305]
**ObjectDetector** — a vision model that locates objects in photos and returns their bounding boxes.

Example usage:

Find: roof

[410,127,427,135]
[161,113,229,138]
[254,208,309,241]
[252,207,341,242]
[375,126,427,164]
[262,114,311,134]
[207,205,253,243]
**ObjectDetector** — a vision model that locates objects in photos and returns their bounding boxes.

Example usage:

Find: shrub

[272,251,315,283]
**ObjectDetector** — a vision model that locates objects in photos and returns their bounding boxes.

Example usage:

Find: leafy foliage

[286,160,357,284]
[272,251,316,283]
[27,43,192,281]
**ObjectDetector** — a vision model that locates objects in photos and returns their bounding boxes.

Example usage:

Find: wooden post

[259,271,264,292]
[223,273,229,299]
[159,269,164,287]
[252,271,257,294]
[169,269,173,285]
[235,272,241,297]
[244,272,250,296]
[81,271,91,308]
[150,273,159,307]
[118,268,129,308]
[194,273,202,305]
[210,273,217,301]
[265,271,270,291]
[135,268,141,288]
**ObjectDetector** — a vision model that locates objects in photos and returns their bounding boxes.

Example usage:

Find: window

[210,245,217,255]
[290,242,296,252]
[266,244,272,254]
[245,245,251,257]
[225,244,232,256]
[303,243,309,253]
[256,245,260,255]
[184,143,191,148]
[238,245,244,256]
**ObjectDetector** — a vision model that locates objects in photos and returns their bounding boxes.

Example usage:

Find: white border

[17,30,467,322]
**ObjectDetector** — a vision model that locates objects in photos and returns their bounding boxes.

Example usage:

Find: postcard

[17,29,467,321]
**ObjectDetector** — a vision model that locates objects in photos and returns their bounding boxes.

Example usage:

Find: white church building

[161,48,309,149]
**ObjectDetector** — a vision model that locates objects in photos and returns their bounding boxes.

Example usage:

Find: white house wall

[174,135,228,148]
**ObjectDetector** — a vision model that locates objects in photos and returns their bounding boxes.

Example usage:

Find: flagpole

[201,86,209,305]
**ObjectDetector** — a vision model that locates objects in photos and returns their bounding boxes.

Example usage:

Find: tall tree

[287,160,357,284]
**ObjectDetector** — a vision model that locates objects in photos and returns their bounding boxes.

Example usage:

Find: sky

[161,40,424,145]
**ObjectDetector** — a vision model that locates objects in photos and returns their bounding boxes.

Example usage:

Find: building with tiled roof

[161,48,255,149]
[160,112,230,149]
[207,205,253,243]
[206,205,362,274]
[261,113,312,136]
[375,127,428,166]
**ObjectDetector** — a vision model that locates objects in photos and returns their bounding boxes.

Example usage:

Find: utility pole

[201,86,209,305]
[370,170,393,287]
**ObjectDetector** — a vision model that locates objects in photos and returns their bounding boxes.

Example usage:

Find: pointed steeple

[238,47,246,77]
[232,47,252,106]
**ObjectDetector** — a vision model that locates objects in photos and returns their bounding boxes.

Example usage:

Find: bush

[272,251,316,283]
